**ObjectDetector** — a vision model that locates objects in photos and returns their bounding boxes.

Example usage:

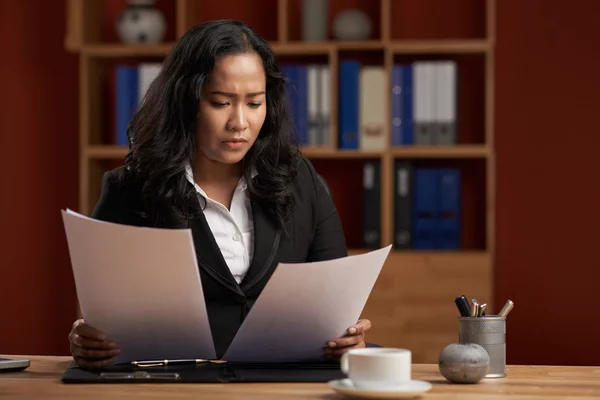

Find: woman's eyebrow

[209,91,265,97]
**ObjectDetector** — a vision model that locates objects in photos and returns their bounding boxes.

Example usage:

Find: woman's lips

[222,137,247,149]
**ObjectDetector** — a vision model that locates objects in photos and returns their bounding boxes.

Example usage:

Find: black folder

[61,360,345,384]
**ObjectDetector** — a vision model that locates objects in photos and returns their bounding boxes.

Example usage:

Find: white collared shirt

[185,165,255,284]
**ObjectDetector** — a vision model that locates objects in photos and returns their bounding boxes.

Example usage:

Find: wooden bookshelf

[81,43,175,57]
[65,0,495,363]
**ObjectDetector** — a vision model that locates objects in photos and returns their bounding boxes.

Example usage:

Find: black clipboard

[60,360,345,384]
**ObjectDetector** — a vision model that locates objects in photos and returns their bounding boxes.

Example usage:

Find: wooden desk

[1,356,600,399]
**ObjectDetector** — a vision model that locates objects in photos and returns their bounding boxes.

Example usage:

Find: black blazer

[91,155,348,359]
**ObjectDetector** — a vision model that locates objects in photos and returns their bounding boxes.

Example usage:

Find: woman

[68,19,373,369]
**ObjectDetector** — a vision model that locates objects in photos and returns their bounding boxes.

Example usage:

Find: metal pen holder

[458,316,506,378]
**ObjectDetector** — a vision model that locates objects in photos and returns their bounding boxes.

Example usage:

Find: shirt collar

[185,164,257,193]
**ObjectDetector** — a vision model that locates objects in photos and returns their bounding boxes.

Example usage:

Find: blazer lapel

[240,197,281,292]
[190,212,244,295]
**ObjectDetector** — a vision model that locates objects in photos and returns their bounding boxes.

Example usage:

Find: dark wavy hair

[124,19,299,230]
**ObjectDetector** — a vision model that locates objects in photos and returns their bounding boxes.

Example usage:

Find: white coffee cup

[340,348,412,390]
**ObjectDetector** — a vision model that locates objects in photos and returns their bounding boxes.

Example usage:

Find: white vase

[116,0,166,44]
[332,9,372,41]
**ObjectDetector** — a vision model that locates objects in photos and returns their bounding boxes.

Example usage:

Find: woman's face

[196,52,267,166]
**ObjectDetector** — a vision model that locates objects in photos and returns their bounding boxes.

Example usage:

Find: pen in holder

[458,315,506,378]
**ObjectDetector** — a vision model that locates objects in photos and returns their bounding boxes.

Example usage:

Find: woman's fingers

[72,333,117,350]
[347,319,372,335]
[326,333,363,349]
[73,319,107,342]
[323,319,372,360]
[68,319,120,369]
[70,342,120,360]
[325,342,365,359]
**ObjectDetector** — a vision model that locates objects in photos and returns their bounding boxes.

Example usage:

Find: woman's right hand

[68,319,121,369]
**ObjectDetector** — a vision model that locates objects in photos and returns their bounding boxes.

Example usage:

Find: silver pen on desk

[498,299,514,317]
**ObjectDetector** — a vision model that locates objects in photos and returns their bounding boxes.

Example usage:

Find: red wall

[494,0,600,366]
[0,0,79,355]
[1,0,599,365]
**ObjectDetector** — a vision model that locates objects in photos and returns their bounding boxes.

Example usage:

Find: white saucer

[328,378,432,399]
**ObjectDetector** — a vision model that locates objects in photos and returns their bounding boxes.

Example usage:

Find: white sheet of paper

[61,209,216,364]
[222,245,392,362]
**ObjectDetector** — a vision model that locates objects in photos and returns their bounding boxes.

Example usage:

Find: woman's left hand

[323,319,372,361]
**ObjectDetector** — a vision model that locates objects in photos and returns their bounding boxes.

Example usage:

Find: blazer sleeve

[91,171,146,227]
[302,158,348,262]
